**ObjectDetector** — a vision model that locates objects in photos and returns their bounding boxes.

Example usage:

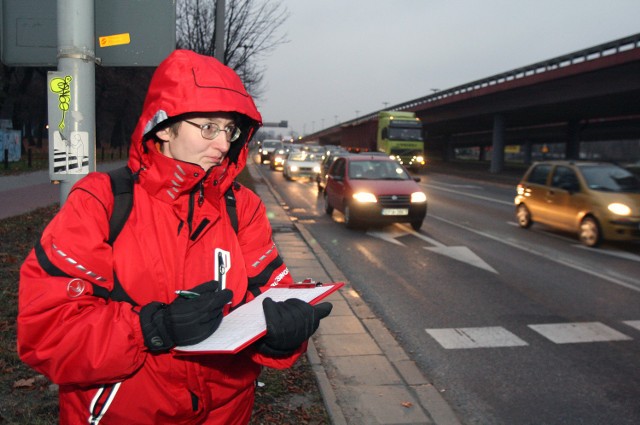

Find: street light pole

[56,0,96,204]
[214,0,226,62]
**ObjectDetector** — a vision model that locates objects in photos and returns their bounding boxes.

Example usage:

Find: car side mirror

[413,177,421,182]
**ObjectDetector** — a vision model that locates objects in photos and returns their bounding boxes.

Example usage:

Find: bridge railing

[338,32,640,130]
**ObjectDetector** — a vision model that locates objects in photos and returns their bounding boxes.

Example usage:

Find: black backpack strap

[103,166,139,305]
[107,166,134,245]
[225,181,239,234]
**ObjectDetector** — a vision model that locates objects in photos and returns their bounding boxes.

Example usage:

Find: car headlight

[411,192,427,203]
[353,192,377,203]
[415,156,424,163]
[290,165,299,172]
[608,202,631,216]
[313,165,321,173]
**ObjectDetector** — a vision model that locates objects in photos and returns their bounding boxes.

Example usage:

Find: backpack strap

[225,181,240,234]
[102,166,139,305]
[107,166,134,246]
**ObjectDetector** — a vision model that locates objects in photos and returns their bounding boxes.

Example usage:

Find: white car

[283,152,322,181]
[259,139,284,164]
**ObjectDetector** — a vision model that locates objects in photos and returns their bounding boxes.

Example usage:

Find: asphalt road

[259,161,640,425]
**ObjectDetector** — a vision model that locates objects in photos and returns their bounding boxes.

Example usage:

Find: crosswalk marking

[528,322,632,344]
[426,321,638,349]
[425,327,528,349]
[623,320,640,332]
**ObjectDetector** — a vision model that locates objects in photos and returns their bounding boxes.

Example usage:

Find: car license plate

[382,208,409,216]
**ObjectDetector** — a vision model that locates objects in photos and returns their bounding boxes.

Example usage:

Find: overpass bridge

[302,33,640,173]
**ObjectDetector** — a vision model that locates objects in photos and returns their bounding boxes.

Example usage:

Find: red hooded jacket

[18,50,299,424]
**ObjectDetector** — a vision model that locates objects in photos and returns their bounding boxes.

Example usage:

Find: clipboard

[173,281,344,354]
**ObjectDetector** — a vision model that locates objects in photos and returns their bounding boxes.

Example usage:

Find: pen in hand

[175,290,201,299]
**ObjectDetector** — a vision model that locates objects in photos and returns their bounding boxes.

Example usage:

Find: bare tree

[176,0,289,98]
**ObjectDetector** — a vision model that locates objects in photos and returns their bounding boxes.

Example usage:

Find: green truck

[377,111,426,171]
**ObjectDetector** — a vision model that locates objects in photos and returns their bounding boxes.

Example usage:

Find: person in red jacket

[17,49,332,424]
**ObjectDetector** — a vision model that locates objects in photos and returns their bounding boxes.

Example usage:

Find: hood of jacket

[128,49,262,201]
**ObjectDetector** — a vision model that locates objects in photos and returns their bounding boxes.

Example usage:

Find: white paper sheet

[173,283,341,354]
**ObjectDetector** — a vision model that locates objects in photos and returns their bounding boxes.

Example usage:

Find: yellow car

[515,161,640,247]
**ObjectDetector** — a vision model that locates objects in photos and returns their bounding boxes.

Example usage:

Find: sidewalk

[246,160,461,425]
[0,162,127,220]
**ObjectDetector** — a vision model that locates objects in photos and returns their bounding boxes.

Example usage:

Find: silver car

[283,151,322,181]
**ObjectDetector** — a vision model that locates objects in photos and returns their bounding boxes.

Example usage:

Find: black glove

[257,297,333,357]
[139,280,233,352]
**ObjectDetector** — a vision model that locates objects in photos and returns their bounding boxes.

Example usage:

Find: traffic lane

[421,171,517,204]
[420,174,640,290]
[305,218,640,425]
[265,168,640,424]
[262,162,640,324]
[262,165,322,216]
[423,172,640,256]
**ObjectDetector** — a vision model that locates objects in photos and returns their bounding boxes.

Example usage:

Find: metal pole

[57,0,96,205]
[214,0,226,63]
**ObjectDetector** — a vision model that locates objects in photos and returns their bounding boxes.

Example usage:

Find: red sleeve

[232,186,303,368]
[234,186,295,302]
[17,173,148,386]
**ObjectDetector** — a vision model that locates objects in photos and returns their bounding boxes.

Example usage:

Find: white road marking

[425,327,528,349]
[367,228,410,246]
[622,320,640,332]
[367,225,498,273]
[401,223,498,273]
[432,215,640,293]
[573,244,640,262]
[427,321,639,350]
[527,322,632,344]
[424,245,498,274]
[423,183,514,206]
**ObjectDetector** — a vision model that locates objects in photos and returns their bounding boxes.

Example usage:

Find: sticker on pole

[47,72,90,178]
[99,33,131,48]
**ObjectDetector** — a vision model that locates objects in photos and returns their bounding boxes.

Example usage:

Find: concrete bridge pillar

[566,120,581,160]
[442,134,453,161]
[490,114,505,173]
[523,140,533,164]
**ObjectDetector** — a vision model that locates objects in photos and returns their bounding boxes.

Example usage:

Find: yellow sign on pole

[99,33,131,48]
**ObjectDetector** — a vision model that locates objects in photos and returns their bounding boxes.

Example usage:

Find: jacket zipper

[187,176,208,238]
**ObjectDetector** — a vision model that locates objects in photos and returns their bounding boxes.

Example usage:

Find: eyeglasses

[183,120,242,142]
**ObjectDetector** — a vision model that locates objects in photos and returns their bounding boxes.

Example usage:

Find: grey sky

[255,0,640,138]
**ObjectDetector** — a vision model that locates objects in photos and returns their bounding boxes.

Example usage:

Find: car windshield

[579,165,640,193]
[289,152,313,162]
[348,160,410,180]
[388,127,422,141]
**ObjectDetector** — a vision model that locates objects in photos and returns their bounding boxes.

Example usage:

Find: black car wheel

[323,191,333,215]
[410,219,423,231]
[343,203,360,229]
[516,204,533,228]
[579,216,602,247]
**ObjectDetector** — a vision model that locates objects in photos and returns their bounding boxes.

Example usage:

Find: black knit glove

[139,280,233,352]
[257,297,333,357]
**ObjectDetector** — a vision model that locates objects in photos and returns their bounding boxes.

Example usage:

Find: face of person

[156,112,237,171]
